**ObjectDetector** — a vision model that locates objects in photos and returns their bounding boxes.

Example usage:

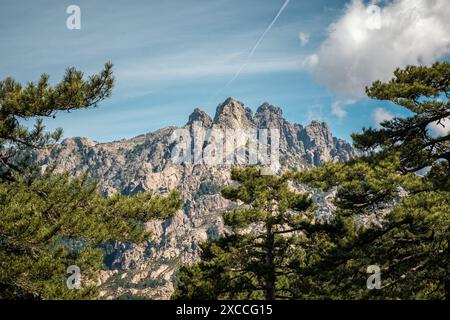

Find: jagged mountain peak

[256,102,283,117]
[35,99,359,300]
[213,97,253,128]
[60,136,97,148]
[301,120,335,153]
[254,102,286,128]
[305,120,333,138]
[187,107,213,127]
[307,119,329,129]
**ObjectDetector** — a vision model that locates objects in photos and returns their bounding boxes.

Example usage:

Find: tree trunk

[445,241,450,300]
[445,279,449,300]
[265,225,276,300]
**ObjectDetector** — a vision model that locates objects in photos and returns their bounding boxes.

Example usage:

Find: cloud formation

[331,99,357,118]
[308,0,450,96]
[428,118,450,136]
[373,107,394,126]
[298,32,310,46]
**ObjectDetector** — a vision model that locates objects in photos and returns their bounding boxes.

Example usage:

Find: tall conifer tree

[296,62,450,300]
[173,167,315,300]
[0,64,182,299]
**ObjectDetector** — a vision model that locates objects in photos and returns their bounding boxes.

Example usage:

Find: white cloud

[298,32,310,46]
[309,0,450,96]
[373,107,394,126]
[428,118,450,136]
[302,54,319,69]
[331,99,357,118]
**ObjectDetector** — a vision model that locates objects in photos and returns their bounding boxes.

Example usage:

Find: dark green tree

[296,62,450,300]
[0,64,182,299]
[0,63,114,181]
[173,167,315,300]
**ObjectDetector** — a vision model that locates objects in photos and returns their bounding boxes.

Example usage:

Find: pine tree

[0,63,115,181]
[295,62,450,300]
[173,167,315,300]
[0,64,182,299]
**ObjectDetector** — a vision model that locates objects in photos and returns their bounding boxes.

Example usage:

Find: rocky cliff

[36,97,357,299]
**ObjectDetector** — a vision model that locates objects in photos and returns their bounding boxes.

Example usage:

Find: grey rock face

[187,108,213,128]
[213,97,253,129]
[36,98,358,299]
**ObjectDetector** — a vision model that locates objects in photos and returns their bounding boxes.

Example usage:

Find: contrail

[226,0,290,86]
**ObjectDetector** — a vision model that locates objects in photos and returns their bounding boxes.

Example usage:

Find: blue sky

[1,0,449,142]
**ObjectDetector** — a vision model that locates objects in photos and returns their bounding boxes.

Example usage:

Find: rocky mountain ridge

[36,97,358,299]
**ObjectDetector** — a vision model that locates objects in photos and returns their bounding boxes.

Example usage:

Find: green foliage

[174,62,449,300]
[296,62,450,300]
[354,62,450,173]
[173,167,315,300]
[0,63,114,181]
[0,64,182,299]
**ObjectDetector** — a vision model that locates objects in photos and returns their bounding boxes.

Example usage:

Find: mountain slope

[36,98,357,299]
